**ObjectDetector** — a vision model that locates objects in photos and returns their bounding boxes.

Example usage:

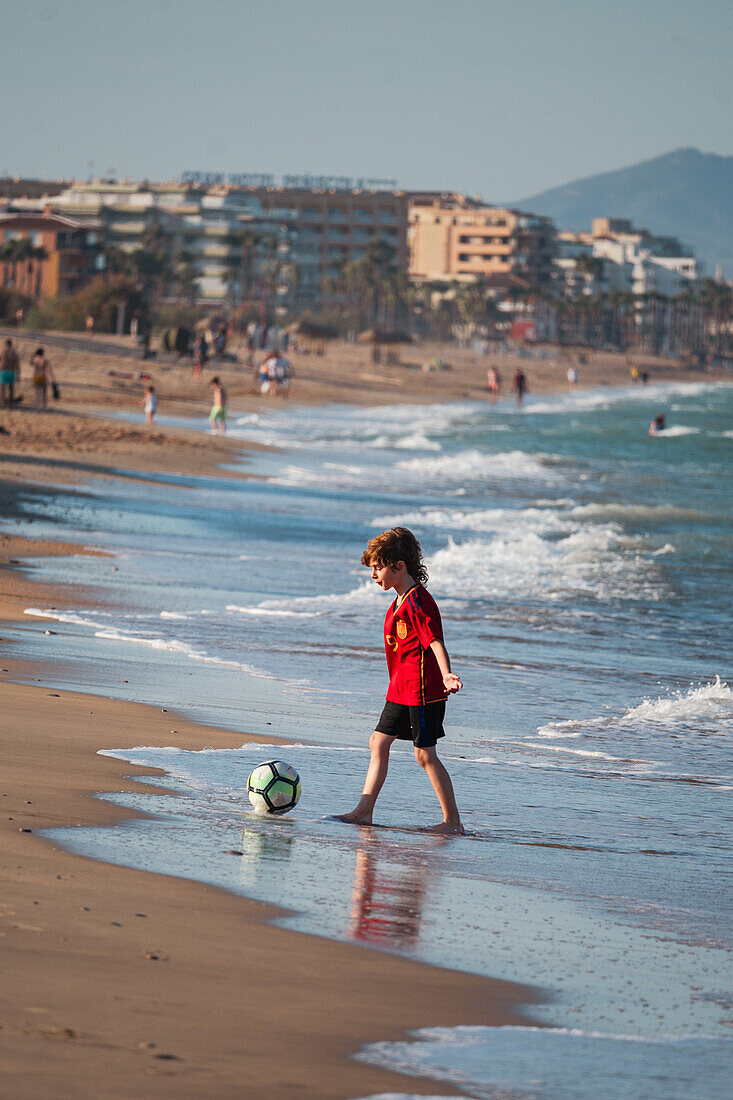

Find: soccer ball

[247,760,301,816]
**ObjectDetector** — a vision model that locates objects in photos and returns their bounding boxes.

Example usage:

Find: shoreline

[1,330,723,497]
[0,559,541,1099]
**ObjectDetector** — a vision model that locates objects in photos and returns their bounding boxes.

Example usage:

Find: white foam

[523,380,725,415]
[569,503,706,523]
[623,676,732,725]
[424,526,664,603]
[226,604,320,618]
[521,741,641,762]
[24,607,102,628]
[227,581,382,619]
[25,606,279,681]
[396,448,566,486]
[367,432,442,451]
[159,611,189,620]
[537,677,733,740]
[653,425,700,438]
[372,504,570,536]
[357,1024,730,1100]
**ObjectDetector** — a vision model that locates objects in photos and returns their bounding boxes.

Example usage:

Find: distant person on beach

[141,384,157,425]
[271,352,291,397]
[31,347,55,410]
[1,339,19,408]
[649,413,666,436]
[567,366,579,388]
[214,325,227,359]
[630,364,639,384]
[86,314,94,334]
[486,366,501,402]
[209,376,227,433]
[641,369,650,385]
[258,351,276,395]
[512,368,527,406]
[335,527,464,835]
[193,334,209,378]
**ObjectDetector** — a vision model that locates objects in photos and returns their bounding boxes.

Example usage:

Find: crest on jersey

[396,620,408,640]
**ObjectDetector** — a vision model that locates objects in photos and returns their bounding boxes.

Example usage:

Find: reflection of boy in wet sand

[335,527,464,834]
[348,845,427,948]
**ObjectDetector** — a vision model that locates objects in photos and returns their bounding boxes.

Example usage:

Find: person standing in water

[512,368,527,406]
[209,376,227,433]
[335,527,464,834]
[486,365,501,402]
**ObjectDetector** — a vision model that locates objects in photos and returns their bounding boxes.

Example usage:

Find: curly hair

[361,527,428,585]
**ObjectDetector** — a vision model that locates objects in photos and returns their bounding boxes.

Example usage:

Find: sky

[2,0,731,202]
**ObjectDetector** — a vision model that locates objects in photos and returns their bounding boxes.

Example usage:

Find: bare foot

[424,821,465,835]
[331,811,374,826]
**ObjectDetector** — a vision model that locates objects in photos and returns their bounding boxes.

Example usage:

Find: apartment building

[0,209,104,298]
[557,219,698,298]
[408,195,555,288]
[8,181,320,309]
[251,185,409,286]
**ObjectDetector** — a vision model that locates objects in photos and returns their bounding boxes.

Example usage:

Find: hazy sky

[3,0,731,201]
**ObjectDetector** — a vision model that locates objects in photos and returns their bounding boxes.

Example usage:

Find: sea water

[6,380,733,1099]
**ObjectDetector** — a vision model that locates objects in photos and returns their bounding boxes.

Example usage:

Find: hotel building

[408,194,555,288]
[251,185,409,286]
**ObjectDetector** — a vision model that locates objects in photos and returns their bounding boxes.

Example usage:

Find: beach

[1,493,534,1098]
[1,334,731,1099]
[0,675,533,1099]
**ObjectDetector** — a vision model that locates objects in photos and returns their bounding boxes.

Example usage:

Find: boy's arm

[429,639,463,694]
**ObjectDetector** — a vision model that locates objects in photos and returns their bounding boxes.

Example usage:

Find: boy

[336,527,464,834]
[209,376,227,433]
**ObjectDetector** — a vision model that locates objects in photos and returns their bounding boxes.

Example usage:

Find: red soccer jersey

[383,585,447,706]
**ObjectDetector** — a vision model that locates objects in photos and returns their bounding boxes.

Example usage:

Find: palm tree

[30,245,49,299]
[0,238,24,290]
[11,237,35,297]
[236,229,261,298]
[698,278,733,357]
[104,245,137,278]
[172,251,199,305]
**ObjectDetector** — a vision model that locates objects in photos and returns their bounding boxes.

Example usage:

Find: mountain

[513,148,733,278]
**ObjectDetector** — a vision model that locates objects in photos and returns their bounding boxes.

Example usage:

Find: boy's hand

[443,672,463,694]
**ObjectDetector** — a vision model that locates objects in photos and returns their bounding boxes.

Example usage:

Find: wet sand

[1,532,537,1097]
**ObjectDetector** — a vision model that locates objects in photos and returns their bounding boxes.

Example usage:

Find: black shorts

[375,700,446,748]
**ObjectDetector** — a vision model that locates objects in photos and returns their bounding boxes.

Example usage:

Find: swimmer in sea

[649,413,665,436]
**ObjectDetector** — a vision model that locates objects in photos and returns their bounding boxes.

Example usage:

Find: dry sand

[0,329,718,1096]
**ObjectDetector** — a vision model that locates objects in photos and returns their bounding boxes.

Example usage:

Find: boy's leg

[414,745,464,834]
[335,731,395,825]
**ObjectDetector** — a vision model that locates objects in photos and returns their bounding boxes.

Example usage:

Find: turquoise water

[6,381,732,1098]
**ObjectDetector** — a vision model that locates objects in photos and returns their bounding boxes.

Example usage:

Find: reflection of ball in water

[247,761,301,815]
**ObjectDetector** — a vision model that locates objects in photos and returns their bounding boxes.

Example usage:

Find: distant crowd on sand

[137,324,293,434]
[190,323,292,396]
